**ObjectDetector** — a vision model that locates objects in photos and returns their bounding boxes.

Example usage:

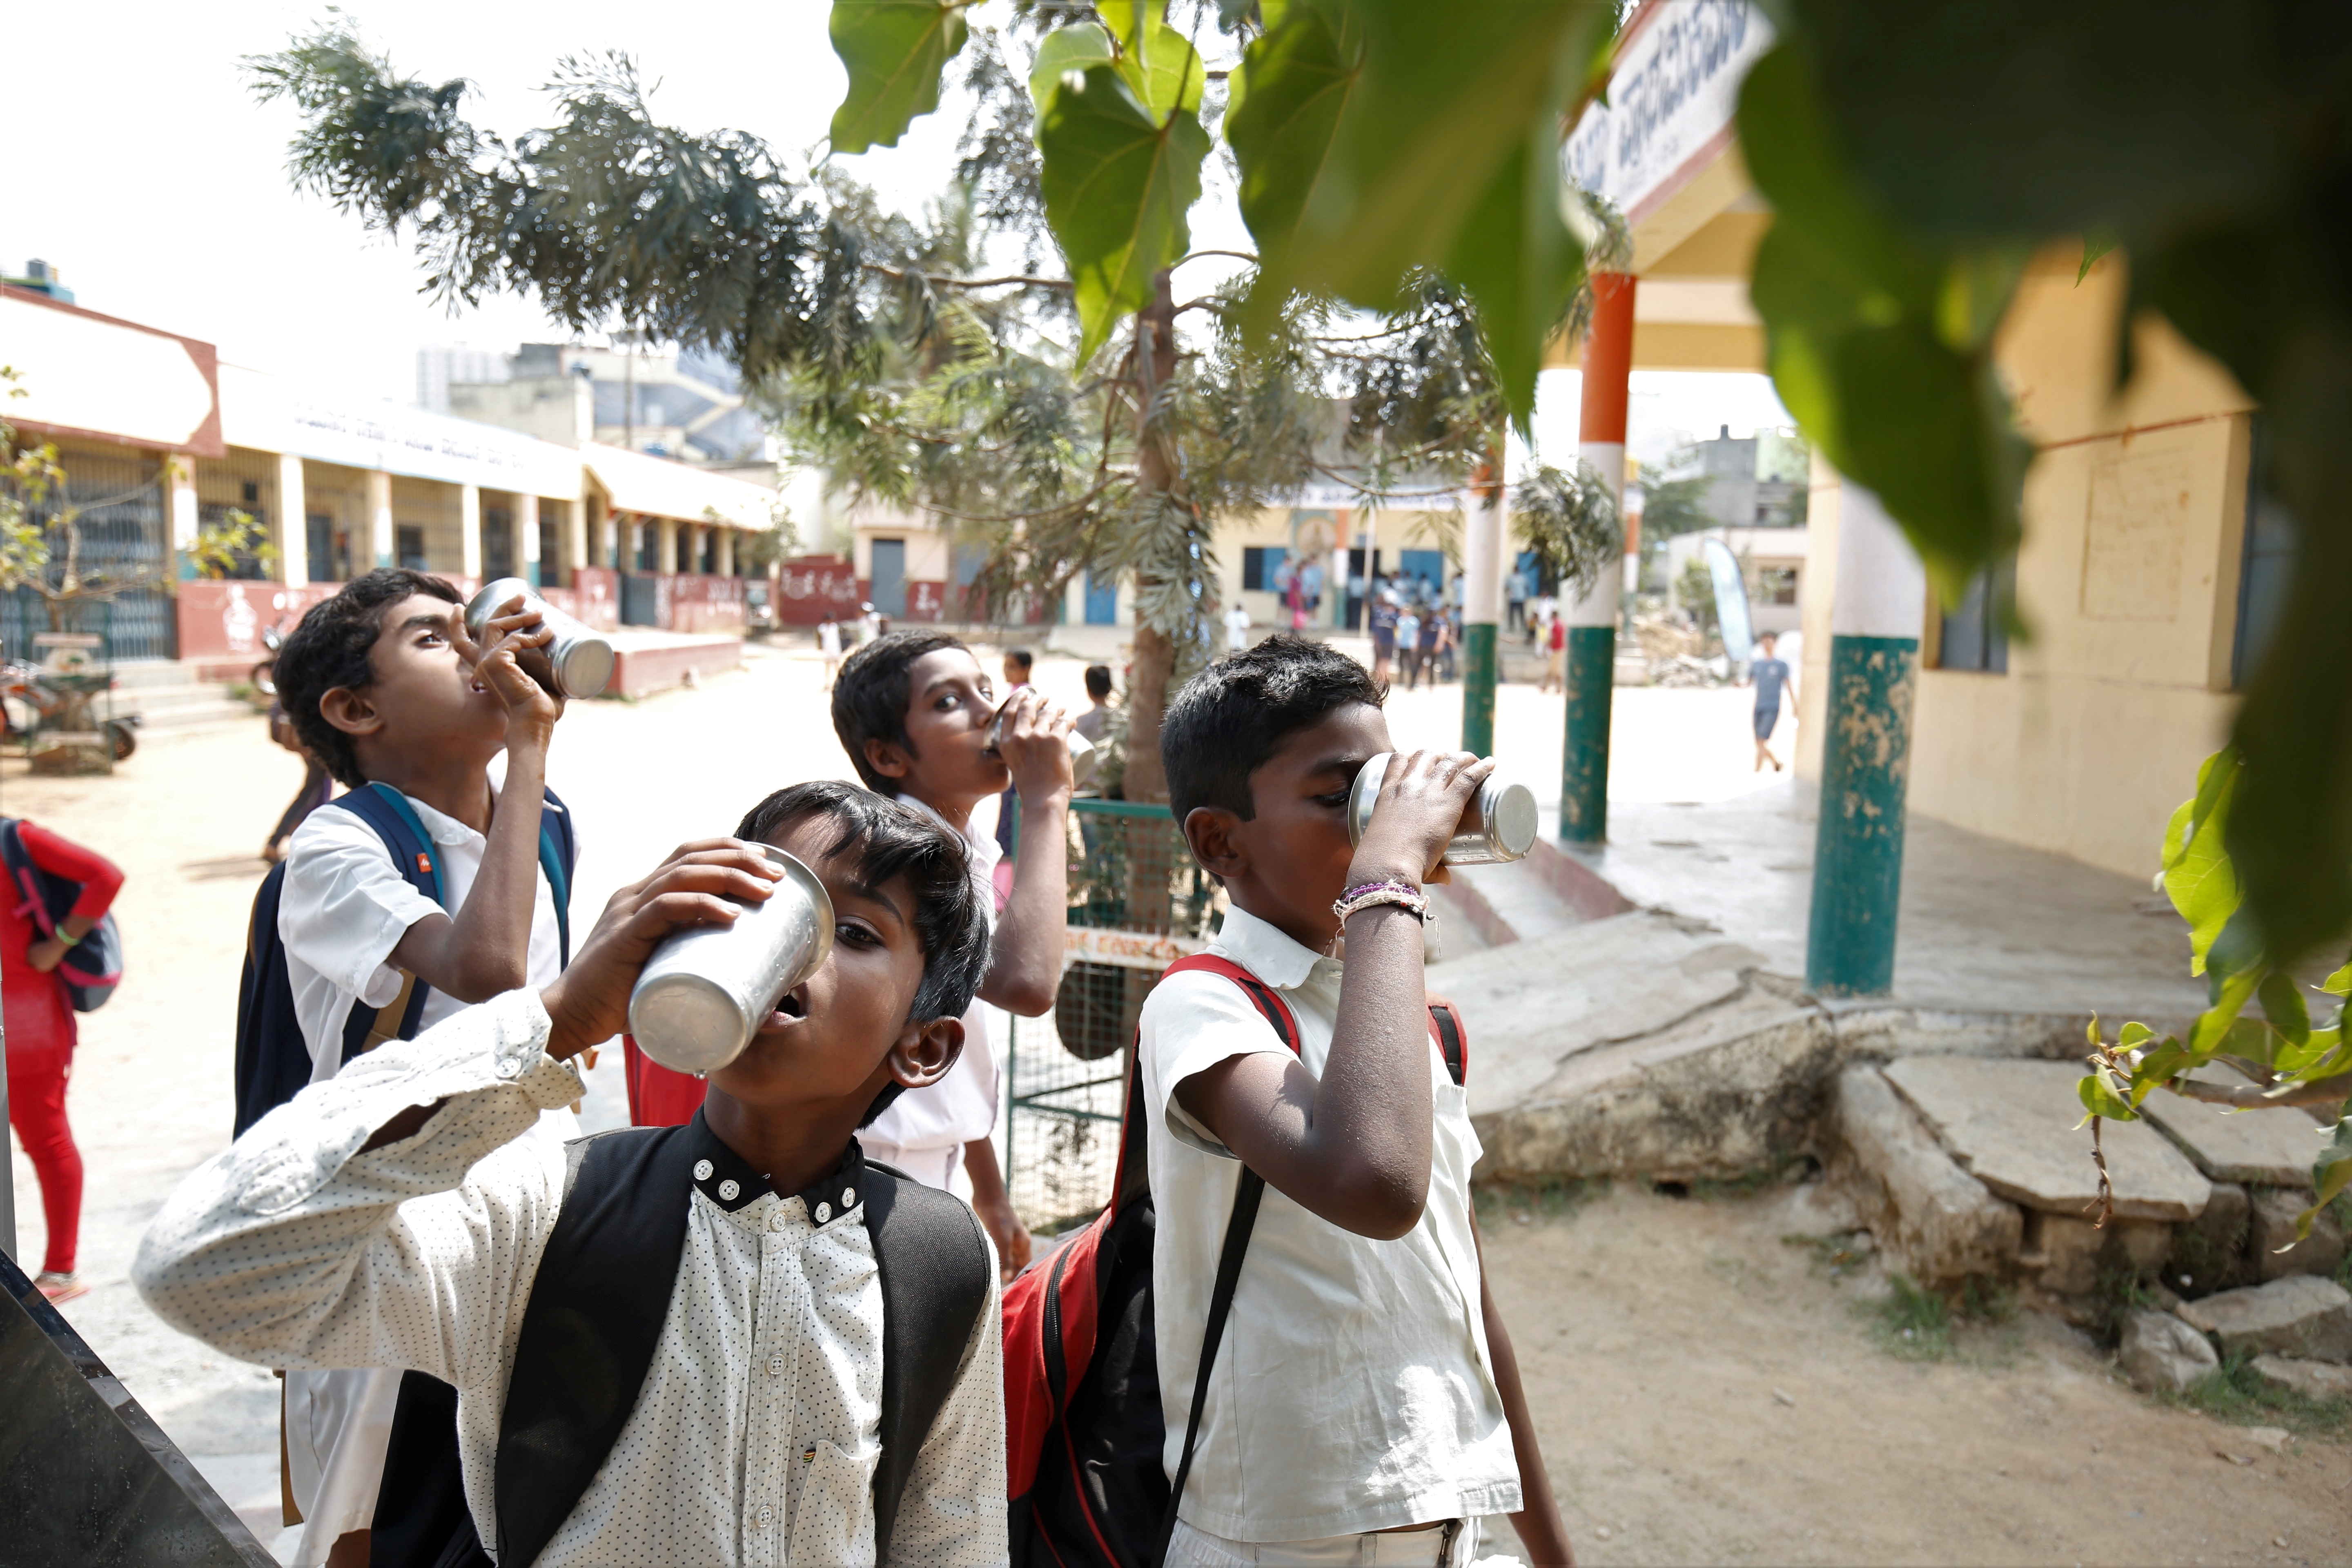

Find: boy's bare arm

[977,687,1072,1017]
[1176,751,1491,1240]
[390,612,564,1002]
[1474,1207,1575,1566]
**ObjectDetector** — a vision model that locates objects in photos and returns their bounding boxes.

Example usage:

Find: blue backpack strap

[538,786,575,968]
[328,784,445,1065]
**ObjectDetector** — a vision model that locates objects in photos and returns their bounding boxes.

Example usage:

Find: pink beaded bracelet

[1331,878,1430,924]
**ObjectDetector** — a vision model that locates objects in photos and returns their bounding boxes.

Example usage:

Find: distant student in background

[1539,610,1566,695]
[1394,604,1423,690]
[1,817,122,1305]
[1369,592,1399,685]
[1076,663,1117,746]
[262,703,333,864]
[817,613,844,689]
[996,647,1035,862]
[1223,599,1252,656]
[1748,630,1797,773]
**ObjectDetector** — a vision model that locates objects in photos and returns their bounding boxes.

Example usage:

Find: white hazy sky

[8,0,1791,467]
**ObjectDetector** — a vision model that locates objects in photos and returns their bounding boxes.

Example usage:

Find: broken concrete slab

[2249,1355,2352,1400]
[1829,1066,2020,1284]
[2120,1309,2218,1393]
[2174,1276,2352,1362]
[2249,1188,2347,1283]
[2138,1081,2331,1187]
[1883,1057,2211,1221]
[2020,1211,2169,1296]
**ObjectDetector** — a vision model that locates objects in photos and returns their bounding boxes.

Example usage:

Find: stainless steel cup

[463,577,616,700]
[986,709,1099,789]
[627,845,835,1075]
[1345,753,1539,866]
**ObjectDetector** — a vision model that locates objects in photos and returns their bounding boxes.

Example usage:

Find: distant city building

[3,258,74,304]
[422,341,776,484]
[1688,423,1807,529]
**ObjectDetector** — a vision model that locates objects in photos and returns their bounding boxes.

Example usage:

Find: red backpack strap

[1161,953,1302,1056]
[1425,994,1467,1087]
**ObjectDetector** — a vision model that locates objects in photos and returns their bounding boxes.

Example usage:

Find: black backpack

[431,1113,991,1565]
[232,781,577,1137]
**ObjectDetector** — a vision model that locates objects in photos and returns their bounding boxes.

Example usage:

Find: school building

[0,284,787,676]
[1558,0,2260,889]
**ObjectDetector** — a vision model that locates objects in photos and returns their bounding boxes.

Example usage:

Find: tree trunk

[1119,270,1183,806]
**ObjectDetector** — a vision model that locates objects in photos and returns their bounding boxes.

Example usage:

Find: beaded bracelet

[1332,878,1430,924]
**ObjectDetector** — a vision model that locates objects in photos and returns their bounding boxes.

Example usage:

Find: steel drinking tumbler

[463,577,616,700]
[627,845,835,1074]
[1345,752,1539,866]
[986,708,1098,789]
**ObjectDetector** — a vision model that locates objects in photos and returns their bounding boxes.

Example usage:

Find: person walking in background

[2,819,122,1304]
[1538,608,1566,695]
[1419,601,1446,685]
[262,704,333,864]
[1506,564,1527,633]
[1368,591,1399,686]
[995,647,1035,864]
[1748,630,1797,772]
[1394,604,1423,690]
[817,613,843,688]
[1223,599,1252,657]
[1075,663,1117,746]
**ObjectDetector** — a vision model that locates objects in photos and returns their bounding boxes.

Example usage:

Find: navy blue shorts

[1753,703,1780,740]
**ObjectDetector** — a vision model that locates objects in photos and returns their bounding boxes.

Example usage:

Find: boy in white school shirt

[828,629,1076,1281]
[268,568,577,1568]
[1144,636,1572,1566]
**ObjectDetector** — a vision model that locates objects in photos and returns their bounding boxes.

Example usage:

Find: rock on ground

[2021,1211,2170,1298]
[2118,1309,2218,1393]
[1829,1065,2020,1283]
[2248,1187,2347,1283]
[2249,1355,2352,1400]
[1882,1057,2212,1222]
[2174,1276,2352,1363]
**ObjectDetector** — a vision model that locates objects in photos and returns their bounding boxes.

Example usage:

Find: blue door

[871,539,908,617]
[1085,569,1118,625]
[1398,548,1446,600]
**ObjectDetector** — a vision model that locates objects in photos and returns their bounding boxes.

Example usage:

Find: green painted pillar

[1560,624,1616,842]
[1805,635,1918,994]
[1462,623,1498,755]
[1805,478,1927,997]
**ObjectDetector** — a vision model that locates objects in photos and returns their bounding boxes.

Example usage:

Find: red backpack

[1003,953,1468,1566]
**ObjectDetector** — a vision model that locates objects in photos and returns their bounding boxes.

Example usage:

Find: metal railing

[1002,797,1225,1233]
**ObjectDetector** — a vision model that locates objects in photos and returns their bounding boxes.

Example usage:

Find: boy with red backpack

[1007,635,1570,1566]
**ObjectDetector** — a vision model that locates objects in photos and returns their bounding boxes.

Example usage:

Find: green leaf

[2117,1020,2156,1049]
[2129,1038,2193,1107]
[1034,64,1209,363]
[1226,0,1613,426]
[2296,1116,2352,1243]
[2076,1068,2136,1127]
[828,0,971,155]
[2076,235,2116,285]
[2161,755,2243,975]
[1098,0,1204,117]
[2258,970,2312,1048]
[2188,964,2263,1060]
[2325,960,2352,997]
[1029,22,1116,113]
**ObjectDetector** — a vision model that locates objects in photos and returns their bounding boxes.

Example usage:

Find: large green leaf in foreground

[1034,65,1209,363]
[828,0,970,155]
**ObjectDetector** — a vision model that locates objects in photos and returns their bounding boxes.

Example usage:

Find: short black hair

[1084,664,1113,700]
[735,780,990,1127]
[830,630,970,793]
[1003,647,1034,670]
[276,569,464,789]
[1160,635,1383,822]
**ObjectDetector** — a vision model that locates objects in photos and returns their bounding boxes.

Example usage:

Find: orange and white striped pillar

[1562,271,1635,844]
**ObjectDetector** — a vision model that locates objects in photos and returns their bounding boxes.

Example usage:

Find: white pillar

[1464,484,1503,627]
[367,470,394,568]
[1831,483,1928,638]
[168,455,199,579]
[657,517,678,575]
[717,525,735,578]
[1565,439,1625,628]
[276,453,308,584]
[459,483,483,580]
[517,493,541,588]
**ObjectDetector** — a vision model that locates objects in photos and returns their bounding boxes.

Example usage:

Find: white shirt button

[766,1354,785,1376]
[755,1505,775,1529]
[842,1187,856,1208]
[693,1159,714,1181]
[717,1178,739,1201]
[769,1209,790,1232]
[493,1057,519,1079]
[815,1202,832,1224]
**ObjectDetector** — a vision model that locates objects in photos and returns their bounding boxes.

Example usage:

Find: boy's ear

[886,1014,964,1090]
[862,735,913,785]
[316,686,384,741]
[1181,805,1250,884]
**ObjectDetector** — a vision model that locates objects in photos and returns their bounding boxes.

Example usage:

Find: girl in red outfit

[2,820,122,1303]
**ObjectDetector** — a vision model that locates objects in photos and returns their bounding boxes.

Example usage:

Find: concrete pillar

[657,517,679,575]
[167,454,199,581]
[459,483,484,580]
[367,469,394,568]
[716,525,735,578]
[517,493,541,588]
[597,511,615,572]
[1461,450,1504,755]
[1561,272,1634,844]
[276,453,308,584]
[1805,477,1926,998]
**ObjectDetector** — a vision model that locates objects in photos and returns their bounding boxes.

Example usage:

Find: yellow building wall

[1799,252,2252,880]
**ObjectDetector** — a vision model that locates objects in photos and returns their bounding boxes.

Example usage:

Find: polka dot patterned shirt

[133,989,1007,1565]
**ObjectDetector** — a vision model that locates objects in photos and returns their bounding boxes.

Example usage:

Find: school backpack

[1003,953,1468,1567]
[0,819,124,1012]
[230,780,577,1138]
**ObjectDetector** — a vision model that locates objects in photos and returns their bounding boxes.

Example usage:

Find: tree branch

[1176,249,1259,268]
[2166,1070,2352,1110]
[862,263,1073,292]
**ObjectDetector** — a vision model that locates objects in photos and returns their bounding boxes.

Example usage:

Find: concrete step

[1439,859,1581,947]
[116,684,258,732]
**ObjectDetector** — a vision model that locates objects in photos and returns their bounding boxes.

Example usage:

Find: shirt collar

[399,791,484,849]
[1207,903,1326,990]
[680,1111,867,1231]
[894,790,1003,878]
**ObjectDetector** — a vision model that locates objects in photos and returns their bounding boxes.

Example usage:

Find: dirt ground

[1476,1181,2351,1568]
[6,643,2347,1564]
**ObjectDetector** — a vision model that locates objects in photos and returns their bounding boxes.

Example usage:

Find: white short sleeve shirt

[1137,905,1522,1542]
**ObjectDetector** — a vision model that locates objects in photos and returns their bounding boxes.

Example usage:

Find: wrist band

[1332,878,1429,924]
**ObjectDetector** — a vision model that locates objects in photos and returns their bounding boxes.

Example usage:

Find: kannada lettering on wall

[1565,0,1774,219]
